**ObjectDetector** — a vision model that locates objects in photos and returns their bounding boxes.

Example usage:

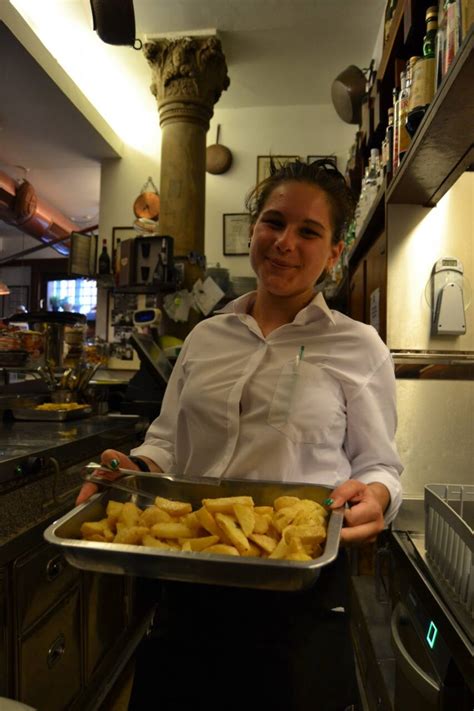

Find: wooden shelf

[387,27,474,206]
[348,182,386,266]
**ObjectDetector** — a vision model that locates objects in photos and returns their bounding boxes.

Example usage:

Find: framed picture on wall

[223,213,252,256]
[112,226,136,258]
[307,155,338,168]
[257,155,300,184]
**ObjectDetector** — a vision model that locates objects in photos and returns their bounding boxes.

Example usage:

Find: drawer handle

[46,555,65,581]
[47,633,66,669]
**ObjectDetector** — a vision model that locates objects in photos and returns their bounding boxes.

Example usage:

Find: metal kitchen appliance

[9,311,86,368]
[390,484,473,710]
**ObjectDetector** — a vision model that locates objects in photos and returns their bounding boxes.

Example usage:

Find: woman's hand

[75,449,139,506]
[325,480,390,545]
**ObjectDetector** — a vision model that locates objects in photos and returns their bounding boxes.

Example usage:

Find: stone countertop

[0,414,147,484]
[0,414,148,556]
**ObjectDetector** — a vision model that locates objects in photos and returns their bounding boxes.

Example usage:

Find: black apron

[128,551,359,711]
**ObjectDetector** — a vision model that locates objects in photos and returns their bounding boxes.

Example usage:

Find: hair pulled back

[245,158,355,245]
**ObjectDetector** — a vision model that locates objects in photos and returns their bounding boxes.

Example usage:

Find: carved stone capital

[144,36,230,127]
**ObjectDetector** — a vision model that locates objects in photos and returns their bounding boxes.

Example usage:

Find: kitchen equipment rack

[424,483,473,618]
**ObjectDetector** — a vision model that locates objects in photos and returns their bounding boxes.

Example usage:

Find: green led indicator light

[426,621,438,649]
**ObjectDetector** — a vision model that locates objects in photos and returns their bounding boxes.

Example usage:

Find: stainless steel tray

[12,406,92,421]
[44,478,343,591]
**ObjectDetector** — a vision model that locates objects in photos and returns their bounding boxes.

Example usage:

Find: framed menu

[223,213,252,256]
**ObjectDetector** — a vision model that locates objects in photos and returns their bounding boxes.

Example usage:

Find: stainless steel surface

[424,484,473,621]
[11,406,92,421]
[0,415,145,486]
[390,531,474,702]
[81,470,157,502]
[44,479,343,592]
[84,462,164,479]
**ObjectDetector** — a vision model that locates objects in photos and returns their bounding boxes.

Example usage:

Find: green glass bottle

[406,7,438,137]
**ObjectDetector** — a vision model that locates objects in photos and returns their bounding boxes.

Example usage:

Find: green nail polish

[109,458,119,470]
[323,498,334,506]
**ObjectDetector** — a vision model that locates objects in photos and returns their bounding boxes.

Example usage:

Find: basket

[424,483,473,618]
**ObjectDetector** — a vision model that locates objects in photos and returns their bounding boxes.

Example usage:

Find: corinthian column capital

[144,36,230,127]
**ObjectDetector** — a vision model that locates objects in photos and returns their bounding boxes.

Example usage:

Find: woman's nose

[275,226,297,250]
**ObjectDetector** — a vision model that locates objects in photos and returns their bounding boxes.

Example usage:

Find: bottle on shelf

[98,239,111,275]
[383,107,395,180]
[113,238,121,285]
[398,60,418,164]
[406,7,438,137]
[392,83,401,173]
[384,0,398,44]
[444,0,460,73]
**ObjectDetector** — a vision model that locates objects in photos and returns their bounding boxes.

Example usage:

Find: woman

[78,159,402,710]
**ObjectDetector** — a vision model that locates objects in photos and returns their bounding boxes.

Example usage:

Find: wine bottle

[98,239,111,275]
[398,59,418,163]
[406,7,438,137]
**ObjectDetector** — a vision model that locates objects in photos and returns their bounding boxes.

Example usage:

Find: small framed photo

[257,155,300,184]
[223,213,252,256]
[112,226,136,257]
[307,155,338,168]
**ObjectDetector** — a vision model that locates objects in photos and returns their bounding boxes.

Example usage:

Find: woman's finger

[75,481,98,506]
[340,521,379,545]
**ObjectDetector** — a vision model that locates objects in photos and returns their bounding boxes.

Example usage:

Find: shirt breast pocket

[267,361,345,445]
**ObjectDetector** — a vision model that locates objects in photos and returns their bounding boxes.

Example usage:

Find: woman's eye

[264,219,283,229]
[300,228,319,238]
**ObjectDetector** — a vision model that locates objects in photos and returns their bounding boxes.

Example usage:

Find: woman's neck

[250,290,314,336]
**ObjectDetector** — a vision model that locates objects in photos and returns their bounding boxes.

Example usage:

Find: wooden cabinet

[349,260,366,324]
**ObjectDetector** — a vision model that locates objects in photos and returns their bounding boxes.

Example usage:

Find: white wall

[95,103,356,337]
[387,172,474,352]
[205,104,356,276]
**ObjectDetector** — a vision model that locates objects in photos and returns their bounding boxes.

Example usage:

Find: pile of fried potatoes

[35,402,88,411]
[80,494,329,562]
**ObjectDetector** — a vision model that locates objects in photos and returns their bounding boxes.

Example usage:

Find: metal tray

[11,406,92,421]
[44,478,343,591]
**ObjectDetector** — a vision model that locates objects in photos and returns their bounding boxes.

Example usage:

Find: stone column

[144,36,230,262]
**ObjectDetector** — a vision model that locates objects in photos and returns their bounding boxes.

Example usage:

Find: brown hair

[245,158,355,245]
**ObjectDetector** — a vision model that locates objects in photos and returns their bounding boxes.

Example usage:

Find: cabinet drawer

[0,567,11,697]
[17,587,82,711]
[14,542,79,632]
[84,572,127,680]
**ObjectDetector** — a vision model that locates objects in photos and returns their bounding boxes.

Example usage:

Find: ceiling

[0,0,384,257]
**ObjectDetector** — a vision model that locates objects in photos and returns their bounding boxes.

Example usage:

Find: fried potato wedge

[154,496,192,517]
[202,496,254,514]
[114,525,149,545]
[215,513,250,554]
[233,503,255,537]
[142,535,176,550]
[139,506,173,527]
[150,522,194,539]
[118,502,141,528]
[249,533,277,554]
[178,535,220,552]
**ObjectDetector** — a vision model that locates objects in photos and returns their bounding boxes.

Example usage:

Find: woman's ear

[327,240,344,269]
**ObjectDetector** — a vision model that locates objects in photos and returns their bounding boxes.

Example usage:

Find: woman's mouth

[268,257,298,269]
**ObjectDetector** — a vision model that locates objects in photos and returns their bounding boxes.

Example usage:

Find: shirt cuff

[129,444,174,474]
[352,469,403,526]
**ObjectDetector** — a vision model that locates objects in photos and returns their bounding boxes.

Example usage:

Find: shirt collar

[217,290,335,325]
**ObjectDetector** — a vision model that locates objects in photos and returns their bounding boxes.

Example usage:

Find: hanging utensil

[206,125,233,175]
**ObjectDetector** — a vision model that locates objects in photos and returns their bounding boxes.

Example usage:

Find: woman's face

[249,181,343,301]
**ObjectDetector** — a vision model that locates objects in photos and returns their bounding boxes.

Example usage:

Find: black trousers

[128,552,359,711]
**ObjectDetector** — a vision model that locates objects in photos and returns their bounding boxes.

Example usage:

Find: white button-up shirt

[132,291,403,523]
